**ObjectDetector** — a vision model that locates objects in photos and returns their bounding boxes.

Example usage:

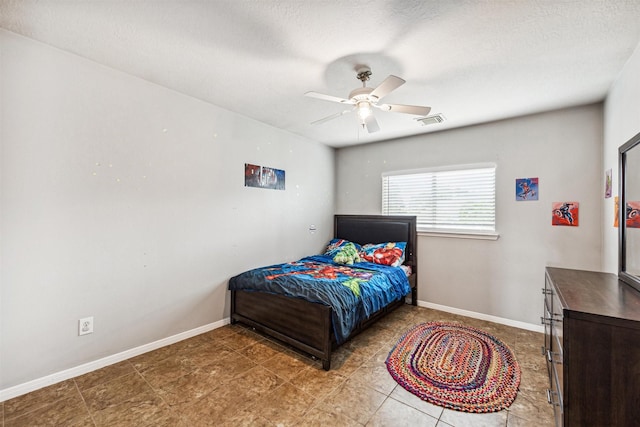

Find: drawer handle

[541,316,552,326]
[546,349,562,364]
[542,287,552,295]
[546,389,561,407]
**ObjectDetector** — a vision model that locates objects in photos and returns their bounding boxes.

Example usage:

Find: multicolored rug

[386,322,521,413]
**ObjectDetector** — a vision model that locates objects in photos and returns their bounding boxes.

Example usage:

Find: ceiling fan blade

[364,114,380,133]
[369,75,405,100]
[378,104,431,116]
[310,109,353,125]
[305,91,352,104]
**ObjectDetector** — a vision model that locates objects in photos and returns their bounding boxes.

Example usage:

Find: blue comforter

[228,254,411,344]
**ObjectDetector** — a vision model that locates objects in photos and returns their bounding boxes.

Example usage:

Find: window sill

[417,229,500,240]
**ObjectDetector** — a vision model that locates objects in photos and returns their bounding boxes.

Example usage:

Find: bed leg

[411,287,418,306]
[322,359,331,371]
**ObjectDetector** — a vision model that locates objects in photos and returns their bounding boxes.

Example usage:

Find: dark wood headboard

[334,215,417,271]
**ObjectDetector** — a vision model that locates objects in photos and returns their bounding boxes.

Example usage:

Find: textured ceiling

[1,0,640,147]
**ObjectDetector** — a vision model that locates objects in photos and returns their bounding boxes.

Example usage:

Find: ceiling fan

[305,66,431,133]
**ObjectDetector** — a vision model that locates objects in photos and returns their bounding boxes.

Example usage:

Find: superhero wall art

[552,202,579,226]
[245,163,285,190]
[627,201,640,228]
[515,177,538,201]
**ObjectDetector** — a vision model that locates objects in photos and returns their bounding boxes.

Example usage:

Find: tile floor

[1,305,554,426]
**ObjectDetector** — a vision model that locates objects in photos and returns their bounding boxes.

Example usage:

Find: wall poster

[605,169,612,198]
[552,202,579,226]
[515,177,538,201]
[245,163,285,190]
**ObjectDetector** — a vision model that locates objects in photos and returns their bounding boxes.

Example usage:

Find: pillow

[359,242,406,267]
[324,239,360,257]
[332,242,361,265]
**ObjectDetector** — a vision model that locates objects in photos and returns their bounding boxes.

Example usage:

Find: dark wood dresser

[543,267,640,426]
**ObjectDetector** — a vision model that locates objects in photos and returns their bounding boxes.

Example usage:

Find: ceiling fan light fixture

[357,101,372,121]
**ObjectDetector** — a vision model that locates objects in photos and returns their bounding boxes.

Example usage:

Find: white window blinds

[382,165,496,232]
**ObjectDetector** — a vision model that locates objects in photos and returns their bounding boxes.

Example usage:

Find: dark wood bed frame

[230,214,417,370]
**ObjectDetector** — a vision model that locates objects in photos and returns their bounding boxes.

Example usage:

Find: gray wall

[336,105,604,326]
[0,30,335,390]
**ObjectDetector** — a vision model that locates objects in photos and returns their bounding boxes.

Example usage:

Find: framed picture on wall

[244,163,285,190]
[515,177,538,201]
[552,202,579,226]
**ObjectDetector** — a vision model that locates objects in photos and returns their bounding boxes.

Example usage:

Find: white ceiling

[2,1,640,148]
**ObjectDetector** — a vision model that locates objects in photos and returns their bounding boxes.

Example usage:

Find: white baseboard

[418,300,543,333]
[0,318,230,402]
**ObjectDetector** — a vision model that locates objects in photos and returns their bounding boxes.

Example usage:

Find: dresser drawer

[547,361,564,427]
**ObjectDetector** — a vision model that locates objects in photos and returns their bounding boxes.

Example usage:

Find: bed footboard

[231,290,334,369]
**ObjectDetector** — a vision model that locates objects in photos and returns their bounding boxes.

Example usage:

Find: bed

[228,214,417,370]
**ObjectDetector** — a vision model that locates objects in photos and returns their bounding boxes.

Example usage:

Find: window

[382,164,496,235]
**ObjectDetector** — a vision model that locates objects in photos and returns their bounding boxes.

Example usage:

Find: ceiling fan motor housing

[348,87,376,103]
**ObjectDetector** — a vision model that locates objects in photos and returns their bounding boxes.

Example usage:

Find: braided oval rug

[386,322,521,413]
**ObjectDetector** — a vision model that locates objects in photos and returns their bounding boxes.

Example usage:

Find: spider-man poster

[516,177,538,201]
[552,202,579,226]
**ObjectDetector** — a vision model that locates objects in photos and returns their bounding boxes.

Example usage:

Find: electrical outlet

[79,317,94,336]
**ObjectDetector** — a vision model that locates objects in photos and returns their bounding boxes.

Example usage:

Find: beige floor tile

[74,360,135,391]
[3,379,80,421]
[318,377,387,425]
[197,352,257,385]
[217,409,275,427]
[439,408,508,427]
[368,397,439,427]
[506,388,554,426]
[507,411,555,427]
[154,369,222,406]
[302,406,363,426]
[389,384,444,420]
[175,378,257,424]
[218,327,264,350]
[327,347,369,377]
[182,341,236,367]
[289,365,348,399]
[89,389,178,427]
[232,365,287,400]
[136,354,198,389]
[164,334,212,354]
[350,356,397,395]
[81,372,153,413]
[4,396,93,427]
[253,382,316,425]
[129,345,178,371]
[235,337,286,364]
[260,348,316,380]
[200,325,238,341]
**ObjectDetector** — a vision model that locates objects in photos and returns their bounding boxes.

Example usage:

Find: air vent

[416,113,446,126]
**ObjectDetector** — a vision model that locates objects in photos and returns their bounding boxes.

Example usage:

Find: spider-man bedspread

[228,254,411,344]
